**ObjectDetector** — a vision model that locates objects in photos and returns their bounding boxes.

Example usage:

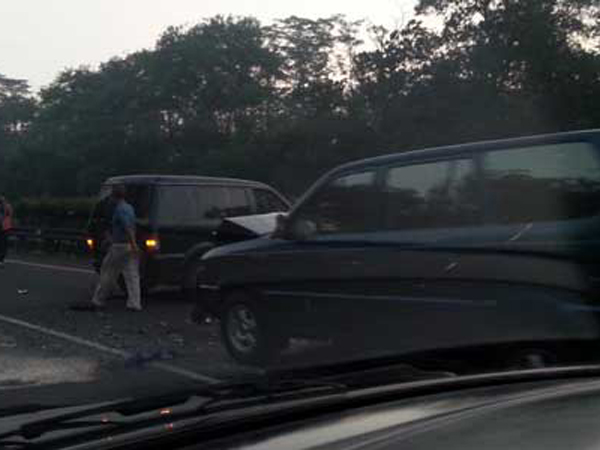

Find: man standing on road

[91,185,142,311]
[0,196,14,268]
[88,190,117,272]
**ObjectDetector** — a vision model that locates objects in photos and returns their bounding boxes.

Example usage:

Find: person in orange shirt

[0,196,13,267]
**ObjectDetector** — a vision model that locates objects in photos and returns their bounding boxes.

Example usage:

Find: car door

[373,147,600,353]
[155,184,227,284]
[244,156,496,353]
[239,169,387,340]
[359,156,497,352]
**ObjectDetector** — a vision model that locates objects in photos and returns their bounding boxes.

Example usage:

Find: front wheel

[220,292,287,366]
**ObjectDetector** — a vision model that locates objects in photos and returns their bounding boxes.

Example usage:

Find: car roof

[330,129,600,176]
[104,174,273,189]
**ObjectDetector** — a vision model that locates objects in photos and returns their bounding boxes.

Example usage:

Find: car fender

[182,242,216,289]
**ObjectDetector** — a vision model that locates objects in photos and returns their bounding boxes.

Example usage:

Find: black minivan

[87,175,290,293]
[197,130,600,365]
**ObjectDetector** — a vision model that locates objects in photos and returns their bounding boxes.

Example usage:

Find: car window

[124,185,152,221]
[483,142,600,224]
[223,187,252,217]
[156,185,228,226]
[155,186,253,225]
[254,189,289,214]
[384,159,480,230]
[293,170,380,235]
[99,184,152,221]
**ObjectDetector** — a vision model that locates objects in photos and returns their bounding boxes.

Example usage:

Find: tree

[152,15,282,168]
[413,0,600,133]
[0,73,36,195]
[5,8,600,201]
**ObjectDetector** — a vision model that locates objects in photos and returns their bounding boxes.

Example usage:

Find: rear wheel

[220,291,287,366]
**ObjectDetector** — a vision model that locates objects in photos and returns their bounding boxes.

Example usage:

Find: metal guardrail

[9,227,87,254]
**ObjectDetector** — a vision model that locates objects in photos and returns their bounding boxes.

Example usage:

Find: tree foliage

[2,5,600,199]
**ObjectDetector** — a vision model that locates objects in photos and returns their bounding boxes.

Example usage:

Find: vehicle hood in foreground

[5,369,600,449]
[229,376,600,450]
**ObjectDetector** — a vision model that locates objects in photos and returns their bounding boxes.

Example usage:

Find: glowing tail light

[145,238,160,251]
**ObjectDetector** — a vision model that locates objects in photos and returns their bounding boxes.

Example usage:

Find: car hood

[217,213,283,240]
[219,377,600,450]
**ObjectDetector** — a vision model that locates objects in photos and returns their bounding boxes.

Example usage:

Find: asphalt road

[0,252,346,408]
[0,252,254,406]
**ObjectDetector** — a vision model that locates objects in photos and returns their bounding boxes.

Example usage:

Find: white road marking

[0,313,219,384]
[6,259,96,275]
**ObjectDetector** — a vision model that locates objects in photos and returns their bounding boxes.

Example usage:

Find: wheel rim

[226,304,259,354]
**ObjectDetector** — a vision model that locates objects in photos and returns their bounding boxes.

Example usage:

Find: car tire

[220,291,286,367]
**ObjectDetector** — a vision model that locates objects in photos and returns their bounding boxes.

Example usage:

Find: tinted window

[483,142,600,223]
[155,186,253,225]
[223,187,252,217]
[294,171,380,234]
[125,185,152,221]
[99,184,152,221]
[384,159,480,230]
[156,186,228,226]
[254,189,288,213]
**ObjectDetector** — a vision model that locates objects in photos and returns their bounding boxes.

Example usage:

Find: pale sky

[0,0,418,92]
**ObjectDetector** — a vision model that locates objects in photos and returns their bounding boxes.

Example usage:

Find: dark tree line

[1,0,600,199]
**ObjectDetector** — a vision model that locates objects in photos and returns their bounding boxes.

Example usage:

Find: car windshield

[2,0,600,424]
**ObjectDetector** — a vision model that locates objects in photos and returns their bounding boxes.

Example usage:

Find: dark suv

[86,175,289,293]
[197,130,600,366]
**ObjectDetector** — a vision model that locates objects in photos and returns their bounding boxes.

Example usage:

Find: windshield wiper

[0,357,464,446]
[4,364,600,449]
[0,403,73,419]
[0,376,351,444]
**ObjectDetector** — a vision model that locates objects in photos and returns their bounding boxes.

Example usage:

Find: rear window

[156,185,252,226]
[483,142,600,223]
[99,184,152,221]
